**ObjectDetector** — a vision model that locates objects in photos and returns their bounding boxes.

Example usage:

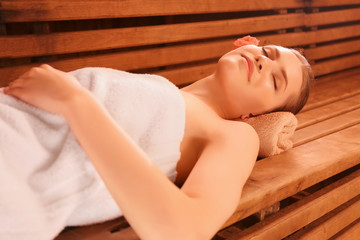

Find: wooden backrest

[1,0,359,88]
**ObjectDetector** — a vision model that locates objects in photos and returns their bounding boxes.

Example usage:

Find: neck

[180,74,236,119]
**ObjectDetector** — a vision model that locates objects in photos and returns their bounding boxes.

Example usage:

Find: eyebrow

[273,46,288,91]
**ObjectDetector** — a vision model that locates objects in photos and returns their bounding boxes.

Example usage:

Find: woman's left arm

[5,65,259,240]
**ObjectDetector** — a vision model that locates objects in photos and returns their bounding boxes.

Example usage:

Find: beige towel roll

[241,112,298,158]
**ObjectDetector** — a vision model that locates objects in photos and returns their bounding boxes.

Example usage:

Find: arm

[5,65,259,239]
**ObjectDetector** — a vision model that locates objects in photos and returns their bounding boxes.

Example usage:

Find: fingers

[4,76,29,98]
[3,83,25,99]
[16,64,54,79]
[8,78,26,88]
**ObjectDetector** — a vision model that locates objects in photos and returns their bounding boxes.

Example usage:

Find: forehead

[276,45,303,97]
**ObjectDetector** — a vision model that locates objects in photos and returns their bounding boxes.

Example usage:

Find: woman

[2,41,313,239]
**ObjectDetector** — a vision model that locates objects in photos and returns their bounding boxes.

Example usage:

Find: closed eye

[262,47,268,57]
[273,75,278,90]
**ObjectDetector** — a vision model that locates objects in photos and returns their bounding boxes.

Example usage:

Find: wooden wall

[1,0,359,87]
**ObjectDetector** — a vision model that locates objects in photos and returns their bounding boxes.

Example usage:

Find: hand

[4,64,84,115]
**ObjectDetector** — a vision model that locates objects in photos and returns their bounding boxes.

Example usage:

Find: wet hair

[273,49,314,114]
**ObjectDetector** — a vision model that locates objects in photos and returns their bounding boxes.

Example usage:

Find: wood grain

[261,24,360,47]
[0,13,305,58]
[305,8,360,27]
[303,74,360,112]
[296,94,360,129]
[312,53,360,76]
[293,108,360,146]
[224,123,360,228]
[221,169,360,240]
[287,196,360,240]
[308,0,360,7]
[305,39,360,61]
[331,218,360,240]
[0,0,304,22]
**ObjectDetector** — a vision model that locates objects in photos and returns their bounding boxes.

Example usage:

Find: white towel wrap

[0,67,185,240]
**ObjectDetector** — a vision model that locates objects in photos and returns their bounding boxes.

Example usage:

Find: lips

[242,55,254,81]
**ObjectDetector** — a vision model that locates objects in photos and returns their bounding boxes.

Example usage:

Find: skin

[3,44,302,239]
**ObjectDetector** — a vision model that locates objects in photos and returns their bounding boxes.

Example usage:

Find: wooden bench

[1,1,359,239]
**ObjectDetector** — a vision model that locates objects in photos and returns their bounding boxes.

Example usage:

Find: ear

[239,114,251,120]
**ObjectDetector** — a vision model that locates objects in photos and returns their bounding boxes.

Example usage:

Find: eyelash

[262,47,268,57]
[262,47,278,90]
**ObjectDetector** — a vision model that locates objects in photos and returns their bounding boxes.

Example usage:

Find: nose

[255,55,273,72]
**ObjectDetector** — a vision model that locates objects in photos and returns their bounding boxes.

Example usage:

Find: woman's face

[215,44,303,117]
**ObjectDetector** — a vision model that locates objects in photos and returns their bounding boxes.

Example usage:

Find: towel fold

[241,112,298,157]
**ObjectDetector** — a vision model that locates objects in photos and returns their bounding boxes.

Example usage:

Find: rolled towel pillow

[241,112,298,158]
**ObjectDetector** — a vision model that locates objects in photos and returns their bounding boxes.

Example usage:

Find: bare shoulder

[208,119,260,155]
[215,120,259,142]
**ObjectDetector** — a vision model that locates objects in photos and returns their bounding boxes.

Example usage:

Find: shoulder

[210,120,259,150]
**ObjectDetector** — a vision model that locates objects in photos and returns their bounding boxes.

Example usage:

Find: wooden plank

[220,168,360,240]
[0,28,308,87]
[0,0,305,22]
[5,39,231,73]
[305,39,360,61]
[56,217,136,240]
[308,0,360,7]
[223,123,360,228]
[312,53,360,76]
[313,68,360,84]
[330,218,360,240]
[287,196,360,240]
[260,24,360,47]
[305,8,360,27]
[0,13,305,58]
[303,73,360,111]
[296,94,360,129]
[293,108,360,146]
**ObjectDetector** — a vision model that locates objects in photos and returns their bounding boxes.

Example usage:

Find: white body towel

[0,68,185,240]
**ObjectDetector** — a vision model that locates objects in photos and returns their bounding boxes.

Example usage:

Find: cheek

[216,56,247,86]
[253,76,274,97]
[246,79,276,112]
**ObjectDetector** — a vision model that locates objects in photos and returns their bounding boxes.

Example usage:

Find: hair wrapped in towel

[241,112,298,157]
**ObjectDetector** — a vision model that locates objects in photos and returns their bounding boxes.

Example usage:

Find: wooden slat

[0,28,310,87]
[313,68,360,84]
[260,24,360,47]
[0,40,229,86]
[312,53,360,76]
[293,108,360,146]
[296,94,360,129]
[0,13,305,58]
[223,123,360,228]
[303,74,360,111]
[219,168,360,240]
[331,218,360,240]
[305,8,360,27]
[308,0,360,7]
[0,0,305,22]
[305,39,360,61]
[287,196,360,240]
[56,217,138,240]
[0,28,309,87]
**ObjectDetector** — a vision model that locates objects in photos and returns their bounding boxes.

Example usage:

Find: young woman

[2,42,313,239]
